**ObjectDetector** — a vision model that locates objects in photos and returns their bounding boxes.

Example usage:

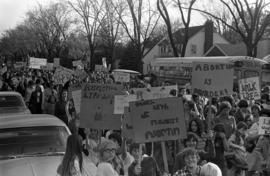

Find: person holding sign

[96,139,119,176]
[128,143,161,176]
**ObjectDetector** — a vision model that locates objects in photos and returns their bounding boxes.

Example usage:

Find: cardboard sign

[54,58,60,67]
[239,77,260,100]
[52,67,74,85]
[131,85,178,100]
[80,83,124,129]
[259,117,270,135]
[29,57,47,69]
[130,97,186,143]
[73,60,84,68]
[122,107,134,139]
[95,65,108,72]
[191,62,234,97]
[14,62,25,69]
[114,94,137,114]
[113,72,130,83]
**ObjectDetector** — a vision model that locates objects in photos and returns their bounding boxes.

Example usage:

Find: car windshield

[0,126,69,158]
[0,95,26,114]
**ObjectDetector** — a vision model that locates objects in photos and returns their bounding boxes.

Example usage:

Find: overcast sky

[0,0,205,36]
[0,0,52,34]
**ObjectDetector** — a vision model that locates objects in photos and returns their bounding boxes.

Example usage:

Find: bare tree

[191,0,270,57]
[68,0,105,68]
[98,0,125,67]
[173,0,197,57]
[113,0,160,72]
[157,0,179,57]
[26,2,73,61]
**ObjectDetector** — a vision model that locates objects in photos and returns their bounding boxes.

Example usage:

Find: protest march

[0,56,270,176]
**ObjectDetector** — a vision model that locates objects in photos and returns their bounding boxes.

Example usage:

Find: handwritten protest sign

[69,84,82,114]
[80,83,124,129]
[95,65,108,72]
[239,77,260,100]
[114,94,137,114]
[52,67,74,85]
[73,60,84,68]
[129,97,186,143]
[113,72,130,83]
[29,57,47,69]
[192,62,234,97]
[259,117,270,135]
[131,85,178,100]
[122,107,135,139]
[54,58,60,67]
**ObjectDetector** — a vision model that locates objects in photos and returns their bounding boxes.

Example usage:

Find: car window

[0,126,69,157]
[0,95,24,107]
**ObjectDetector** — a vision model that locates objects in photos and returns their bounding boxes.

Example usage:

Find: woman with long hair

[57,134,83,176]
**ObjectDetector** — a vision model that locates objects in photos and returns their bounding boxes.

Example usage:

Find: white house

[142,21,229,74]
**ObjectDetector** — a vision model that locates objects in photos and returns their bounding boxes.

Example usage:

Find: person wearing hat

[96,139,119,176]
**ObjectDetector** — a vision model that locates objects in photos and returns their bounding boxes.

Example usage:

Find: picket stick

[206,97,212,132]
[151,142,154,157]
[161,141,169,173]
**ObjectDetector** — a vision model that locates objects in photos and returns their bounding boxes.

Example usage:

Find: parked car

[0,114,71,176]
[0,91,31,116]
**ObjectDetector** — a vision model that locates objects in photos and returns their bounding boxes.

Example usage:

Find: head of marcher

[98,138,117,162]
[184,132,199,149]
[182,147,200,169]
[200,162,222,176]
[218,101,231,117]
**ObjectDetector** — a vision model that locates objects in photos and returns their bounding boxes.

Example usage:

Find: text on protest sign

[131,85,178,100]
[113,72,130,83]
[29,57,47,69]
[259,117,270,135]
[80,83,124,130]
[52,67,74,85]
[238,77,260,100]
[114,94,137,114]
[129,97,186,143]
[191,62,234,97]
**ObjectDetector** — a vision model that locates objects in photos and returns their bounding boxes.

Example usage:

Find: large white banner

[29,57,47,69]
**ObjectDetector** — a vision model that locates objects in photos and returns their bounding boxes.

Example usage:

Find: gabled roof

[158,25,204,46]
[205,43,247,56]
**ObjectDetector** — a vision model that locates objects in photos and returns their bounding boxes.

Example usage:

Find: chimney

[204,20,214,54]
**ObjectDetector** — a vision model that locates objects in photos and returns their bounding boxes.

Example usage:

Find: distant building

[142,21,229,74]
[205,38,270,59]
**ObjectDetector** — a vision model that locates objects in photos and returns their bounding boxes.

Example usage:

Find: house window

[191,44,197,54]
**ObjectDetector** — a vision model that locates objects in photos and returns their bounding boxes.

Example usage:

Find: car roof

[0,91,22,96]
[0,114,68,129]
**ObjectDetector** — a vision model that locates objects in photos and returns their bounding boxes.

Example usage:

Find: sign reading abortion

[191,62,234,97]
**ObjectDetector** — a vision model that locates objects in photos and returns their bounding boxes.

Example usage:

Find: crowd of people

[1,65,270,176]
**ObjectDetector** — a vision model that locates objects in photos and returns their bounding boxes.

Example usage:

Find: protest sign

[129,97,186,143]
[29,57,47,69]
[14,62,25,69]
[54,58,60,67]
[258,117,270,135]
[122,107,135,139]
[239,77,260,100]
[114,94,137,114]
[52,67,74,85]
[80,83,124,129]
[73,60,84,68]
[131,85,178,100]
[95,65,108,72]
[69,83,83,114]
[191,62,234,97]
[113,72,130,83]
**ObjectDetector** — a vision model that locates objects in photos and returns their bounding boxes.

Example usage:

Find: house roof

[205,43,247,56]
[158,25,204,46]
